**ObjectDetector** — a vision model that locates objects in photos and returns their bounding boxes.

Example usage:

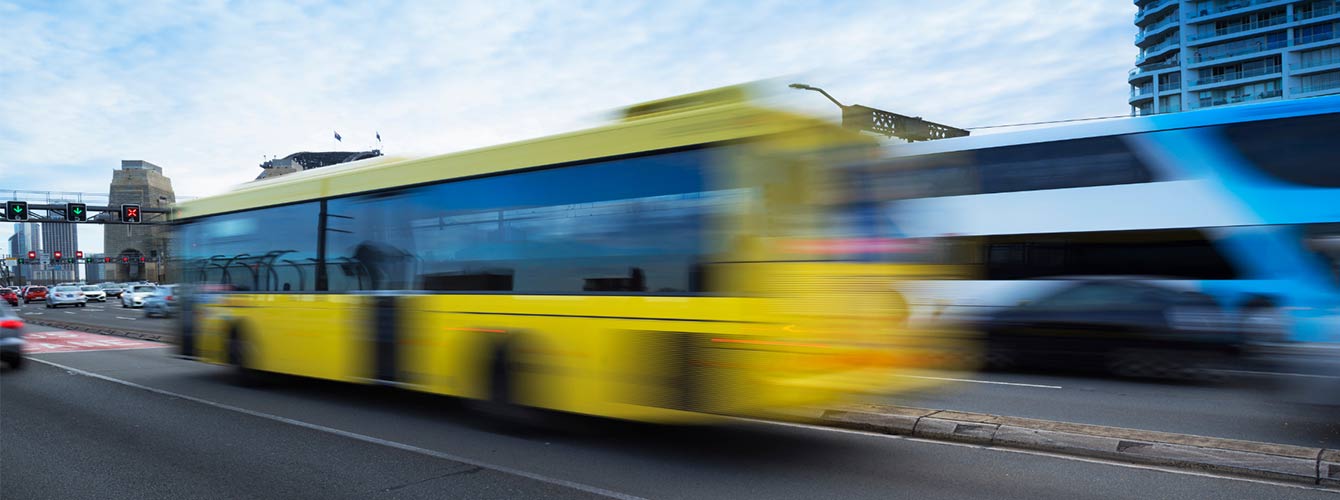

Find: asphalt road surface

[1,324,1334,499]
[9,298,177,336]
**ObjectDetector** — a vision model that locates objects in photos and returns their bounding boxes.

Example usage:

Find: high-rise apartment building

[41,221,79,282]
[1130,0,1340,115]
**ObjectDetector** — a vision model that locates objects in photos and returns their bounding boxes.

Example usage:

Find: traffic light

[75,251,84,260]
[121,204,141,223]
[66,202,87,222]
[27,251,36,261]
[5,201,28,221]
[53,251,62,261]
[121,256,129,263]
[138,256,146,263]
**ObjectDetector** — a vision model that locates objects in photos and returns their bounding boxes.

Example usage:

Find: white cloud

[0,0,1138,254]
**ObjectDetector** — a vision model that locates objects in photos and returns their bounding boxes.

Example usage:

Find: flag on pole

[376,131,381,142]
[334,131,342,142]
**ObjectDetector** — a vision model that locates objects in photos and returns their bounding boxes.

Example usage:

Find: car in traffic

[121,284,157,308]
[1,288,18,307]
[99,282,125,298]
[47,285,88,308]
[975,279,1243,379]
[79,285,108,302]
[0,307,22,370]
[143,285,178,318]
[23,286,48,304]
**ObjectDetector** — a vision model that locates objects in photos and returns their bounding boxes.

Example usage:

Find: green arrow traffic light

[67,202,88,222]
[5,201,27,221]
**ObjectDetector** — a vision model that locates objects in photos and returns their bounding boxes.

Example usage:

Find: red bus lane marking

[23,331,167,354]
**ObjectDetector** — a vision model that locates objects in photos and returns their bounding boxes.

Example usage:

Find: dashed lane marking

[115,316,137,321]
[895,374,1063,389]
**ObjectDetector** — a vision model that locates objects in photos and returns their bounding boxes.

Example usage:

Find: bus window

[1223,113,1340,187]
[975,136,1153,194]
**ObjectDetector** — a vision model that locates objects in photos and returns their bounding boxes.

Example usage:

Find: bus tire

[227,326,264,387]
[472,339,546,427]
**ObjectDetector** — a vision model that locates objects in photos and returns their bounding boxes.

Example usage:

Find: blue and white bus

[851,95,1340,346]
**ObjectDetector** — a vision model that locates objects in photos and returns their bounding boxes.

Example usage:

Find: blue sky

[0,0,1138,254]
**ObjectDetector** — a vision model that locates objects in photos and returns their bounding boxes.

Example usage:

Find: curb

[22,317,175,344]
[819,403,1339,488]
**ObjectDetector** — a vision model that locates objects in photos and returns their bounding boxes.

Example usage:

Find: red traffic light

[104,257,112,263]
[27,251,36,260]
[138,256,146,263]
[121,256,129,263]
[76,250,84,259]
[53,251,62,260]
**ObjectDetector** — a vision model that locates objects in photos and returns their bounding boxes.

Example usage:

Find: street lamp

[788,82,969,142]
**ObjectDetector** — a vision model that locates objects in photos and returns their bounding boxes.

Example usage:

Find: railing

[1187,0,1280,19]
[1190,65,1281,86]
[1190,39,1288,63]
[1137,15,1180,43]
[1187,16,1288,41]
[1136,0,1176,22]
[1294,79,1340,94]
[1187,89,1283,109]
[1129,58,1181,78]
[1130,86,1156,99]
[1293,51,1340,69]
[1295,30,1339,46]
[1138,37,1182,61]
[1296,2,1340,21]
[1159,81,1183,91]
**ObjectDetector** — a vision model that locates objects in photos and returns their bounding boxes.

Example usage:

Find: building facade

[1130,0,1340,115]
[105,160,176,282]
[40,222,78,283]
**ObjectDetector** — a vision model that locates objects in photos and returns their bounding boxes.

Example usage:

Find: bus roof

[175,85,856,219]
[882,93,1340,158]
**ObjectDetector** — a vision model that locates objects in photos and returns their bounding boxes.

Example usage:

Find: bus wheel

[227,327,264,387]
[472,341,547,427]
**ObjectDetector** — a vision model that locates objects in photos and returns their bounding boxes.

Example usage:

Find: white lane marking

[753,419,1333,492]
[28,312,43,315]
[896,374,1063,389]
[63,311,76,315]
[27,357,649,500]
[1213,369,1340,380]
[115,316,137,321]
[32,346,170,354]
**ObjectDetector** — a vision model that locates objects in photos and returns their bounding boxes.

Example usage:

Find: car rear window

[30,287,47,292]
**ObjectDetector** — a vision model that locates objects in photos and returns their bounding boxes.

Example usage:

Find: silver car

[143,285,178,318]
[80,285,108,302]
[121,284,157,308]
[47,285,88,308]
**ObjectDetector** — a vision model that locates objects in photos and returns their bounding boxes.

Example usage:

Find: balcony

[1130,86,1156,102]
[1186,15,1289,43]
[1187,0,1288,20]
[1292,52,1340,72]
[1295,30,1339,47]
[1137,15,1181,46]
[1128,58,1181,81]
[1293,78,1340,94]
[1187,89,1283,109]
[1189,65,1281,87]
[1136,0,1179,25]
[1296,2,1340,21]
[1189,39,1287,65]
[1159,81,1183,92]
[1137,38,1182,64]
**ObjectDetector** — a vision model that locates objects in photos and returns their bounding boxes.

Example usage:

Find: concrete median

[819,403,1337,487]
[20,316,174,343]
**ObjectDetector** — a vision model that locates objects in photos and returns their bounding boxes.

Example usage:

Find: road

[9,299,1340,448]
[10,298,176,336]
[2,323,1334,499]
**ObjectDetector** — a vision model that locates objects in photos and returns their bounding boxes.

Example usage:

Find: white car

[47,286,88,308]
[121,285,157,308]
[79,285,107,302]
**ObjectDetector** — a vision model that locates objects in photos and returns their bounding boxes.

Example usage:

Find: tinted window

[177,202,320,292]
[324,149,724,294]
[1223,113,1340,187]
[983,230,1238,280]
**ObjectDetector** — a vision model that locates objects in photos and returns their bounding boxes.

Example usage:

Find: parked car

[0,307,22,370]
[121,284,157,308]
[976,279,1242,379]
[23,286,48,303]
[79,285,108,302]
[47,285,88,308]
[1,288,17,307]
[99,280,125,296]
[143,285,178,318]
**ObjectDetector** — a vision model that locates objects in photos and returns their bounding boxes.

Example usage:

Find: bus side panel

[194,294,369,382]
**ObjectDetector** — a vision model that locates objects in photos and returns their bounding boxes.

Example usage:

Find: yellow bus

[172,85,959,423]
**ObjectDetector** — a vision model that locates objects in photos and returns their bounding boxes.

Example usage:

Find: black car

[978,280,1242,379]
[1,306,23,370]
